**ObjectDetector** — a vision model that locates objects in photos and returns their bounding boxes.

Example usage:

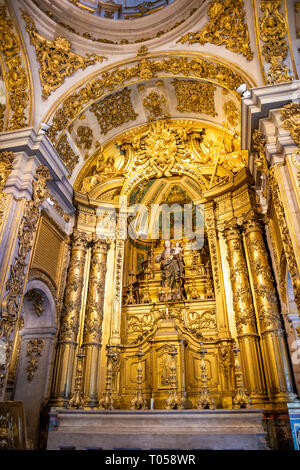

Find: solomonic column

[51,230,88,406]
[223,220,267,403]
[243,212,297,402]
[82,236,110,407]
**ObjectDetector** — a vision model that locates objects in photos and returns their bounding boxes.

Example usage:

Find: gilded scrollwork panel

[21,11,106,99]
[257,0,293,84]
[0,165,51,398]
[25,339,44,383]
[91,88,138,135]
[0,5,30,131]
[47,55,246,146]
[178,0,253,61]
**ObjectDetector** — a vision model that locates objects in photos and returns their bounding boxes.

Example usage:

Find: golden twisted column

[51,230,88,406]
[243,214,297,402]
[82,236,110,407]
[223,221,267,403]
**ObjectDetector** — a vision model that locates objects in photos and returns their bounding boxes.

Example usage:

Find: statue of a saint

[155,240,186,301]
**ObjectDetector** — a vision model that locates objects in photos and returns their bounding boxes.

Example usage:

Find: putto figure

[155,240,186,301]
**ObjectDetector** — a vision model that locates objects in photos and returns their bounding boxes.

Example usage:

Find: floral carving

[0,152,14,192]
[21,11,106,99]
[56,134,79,175]
[178,0,253,61]
[25,339,44,382]
[143,90,166,118]
[0,5,29,130]
[91,88,138,135]
[172,79,217,117]
[47,55,245,145]
[258,0,293,84]
[281,102,300,147]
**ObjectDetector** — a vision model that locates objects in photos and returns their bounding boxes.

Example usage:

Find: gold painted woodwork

[82,237,110,407]
[30,214,66,290]
[0,165,51,400]
[50,230,89,406]
[21,11,106,99]
[0,151,14,192]
[0,5,30,130]
[45,54,248,146]
[222,220,267,402]
[243,213,297,401]
[91,88,138,135]
[172,79,217,117]
[178,0,253,61]
[258,0,293,84]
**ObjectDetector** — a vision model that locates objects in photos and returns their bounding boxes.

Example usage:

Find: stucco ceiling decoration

[43,52,252,145]
[68,0,175,20]
[44,60,246,179]
[22,0,204,47]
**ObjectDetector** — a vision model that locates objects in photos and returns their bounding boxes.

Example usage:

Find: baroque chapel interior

[0,0,300,452]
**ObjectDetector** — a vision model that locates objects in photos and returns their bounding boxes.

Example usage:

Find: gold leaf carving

[56,134,79,175]
[76,125,93,150]
[258,0,293,84]
[25,339,44,382]
[0,151,14,192]
[0,165,50,358]
[172,79,217,117]
[0,6,29,130]
[47,55,245,145]
[91,88,138,135]
[223,100,240,127]
[21,11,106,99]
[178,0,253,61]
[281,102,300,147]
[143,90,166,118]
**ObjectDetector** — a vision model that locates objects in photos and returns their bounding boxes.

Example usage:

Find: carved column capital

[71,230,89,248]
[92,235,111,255]
[222,219,241,241]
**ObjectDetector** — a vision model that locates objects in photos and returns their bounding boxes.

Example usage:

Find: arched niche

[13,280,57,449]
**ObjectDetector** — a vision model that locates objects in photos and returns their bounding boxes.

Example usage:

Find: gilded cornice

[178,0,253,61]
[21,10,106,99]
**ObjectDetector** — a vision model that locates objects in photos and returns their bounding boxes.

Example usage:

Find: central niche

[117,175,218,409]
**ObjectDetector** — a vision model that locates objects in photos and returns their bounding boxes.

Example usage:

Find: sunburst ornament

[135,121,188,178]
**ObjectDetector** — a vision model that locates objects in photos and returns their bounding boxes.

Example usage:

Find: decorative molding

[223,100,240,128]
[0,5,29,130]
[0,151,15,192]
[178,0,253,61]
[32,0,197,45]
[281,102,300,146]
[76,126,93,151]
[21,10,106,99]
[258,0,293,84]
[91,88,138,135]
[56,134,79,176]
[172,79,217,117]
[24,289,45,317]
[143,90,167,118]
[0,165,50,398]
[25,339,44,383]
[46,55,246,145]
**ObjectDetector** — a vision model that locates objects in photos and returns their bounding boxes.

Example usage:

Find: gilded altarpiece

[55,120,298,415]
